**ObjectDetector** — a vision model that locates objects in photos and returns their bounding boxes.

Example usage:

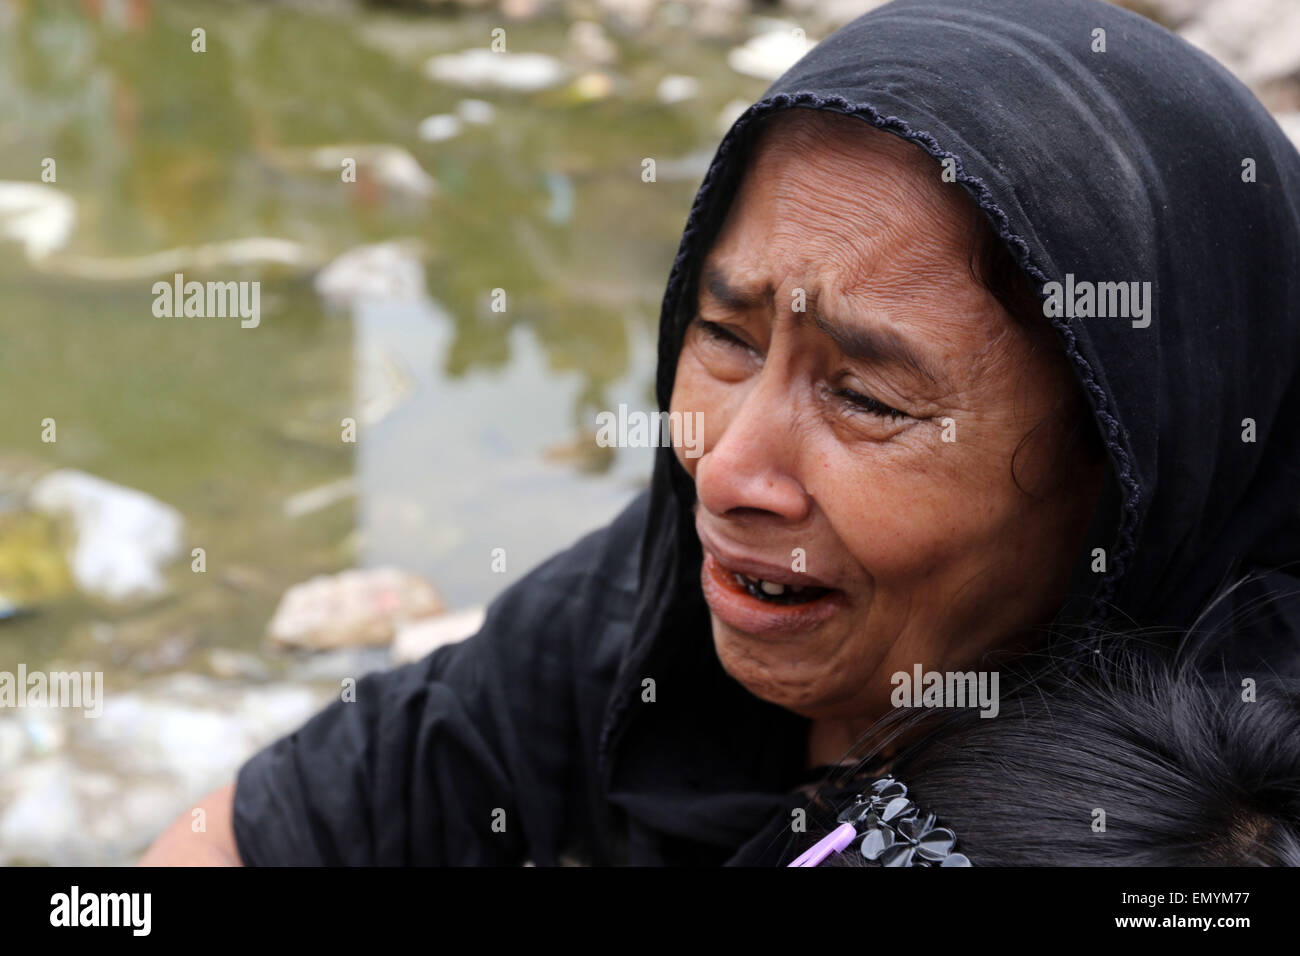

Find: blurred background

[0,0,1296,865]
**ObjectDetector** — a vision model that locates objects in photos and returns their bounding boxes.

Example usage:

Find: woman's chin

[707,614,846,714]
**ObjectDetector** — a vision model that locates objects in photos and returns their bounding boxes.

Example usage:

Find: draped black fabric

[233,0,1300,865]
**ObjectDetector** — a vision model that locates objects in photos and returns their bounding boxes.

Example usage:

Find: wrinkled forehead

[703,111,994,302]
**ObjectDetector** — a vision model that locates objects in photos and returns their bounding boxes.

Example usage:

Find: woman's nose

[694,370,812,524]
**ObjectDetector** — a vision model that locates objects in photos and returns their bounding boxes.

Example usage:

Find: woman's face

[670,111,1104,725]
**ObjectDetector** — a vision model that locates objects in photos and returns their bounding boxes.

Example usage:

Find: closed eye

[694,317,751,350]
[834,387,907,419]
[693,315,909,422]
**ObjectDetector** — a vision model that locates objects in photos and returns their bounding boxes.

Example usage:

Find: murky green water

[0,0,766,683]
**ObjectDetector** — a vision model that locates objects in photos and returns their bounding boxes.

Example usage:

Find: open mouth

[699,548,845,636]
[726,570,834,606]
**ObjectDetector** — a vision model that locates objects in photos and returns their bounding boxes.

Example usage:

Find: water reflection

[0,0,774,864]
[0,0,763,670]
[355,294,654,605]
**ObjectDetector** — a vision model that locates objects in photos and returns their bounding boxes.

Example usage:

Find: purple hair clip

[788,775,971,867]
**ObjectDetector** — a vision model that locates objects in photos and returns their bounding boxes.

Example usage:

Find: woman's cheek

[813,440,980,579]
[669,352,732,479]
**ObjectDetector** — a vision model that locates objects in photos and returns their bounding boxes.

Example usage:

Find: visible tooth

[760,580,785,596]
[735,573,748,588]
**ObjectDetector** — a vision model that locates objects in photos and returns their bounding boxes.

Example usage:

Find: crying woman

[143,0,1300,867]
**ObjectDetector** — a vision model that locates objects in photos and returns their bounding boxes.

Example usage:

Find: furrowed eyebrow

[806,306,941,387]
[702,264,770,312]
[699,264,943,388]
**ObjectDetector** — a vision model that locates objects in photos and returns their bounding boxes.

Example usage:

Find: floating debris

[46,237,320,282]
[283,477,358,519]
[29,470,183,604]
[425,49,569,93]
[418,113,462,142]
[0,181,76,261]
[1,671,335,866]
[313,240,427,308]
[267,568,446,651]
[307,145,438,198]
[727,26,815,81]
[656,74,700,104]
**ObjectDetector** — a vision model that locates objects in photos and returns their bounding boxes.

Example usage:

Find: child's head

[794,632,1300,866]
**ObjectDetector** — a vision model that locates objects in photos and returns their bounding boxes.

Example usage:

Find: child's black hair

[798,580,1300,866]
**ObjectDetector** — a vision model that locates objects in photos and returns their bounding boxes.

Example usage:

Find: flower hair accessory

[788,775,971,867]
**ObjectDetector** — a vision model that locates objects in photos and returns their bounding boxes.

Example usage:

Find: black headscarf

[598,0,1300,852]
